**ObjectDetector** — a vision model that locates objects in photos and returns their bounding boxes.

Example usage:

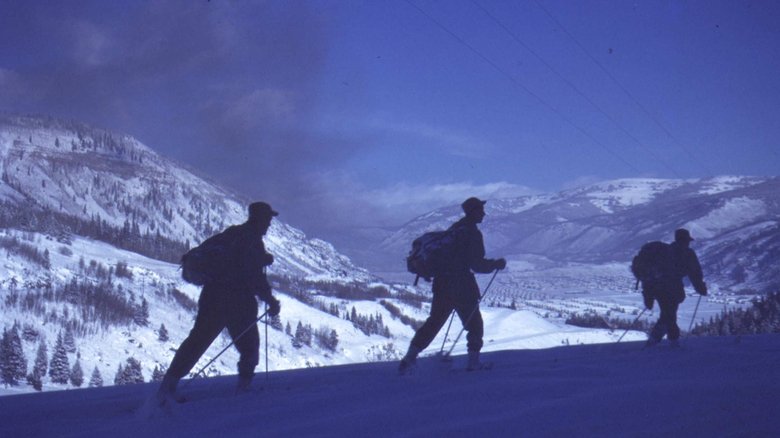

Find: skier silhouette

[645,228,707,347]
[399,197,506,373]
[157,202,281,402]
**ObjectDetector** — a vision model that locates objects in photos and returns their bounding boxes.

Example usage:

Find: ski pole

[687,294,703,334]
[438,311,457,355]
[183,311,268,388]
[617,308,647,343]
[265,302,269,381]
[444,269,499,358]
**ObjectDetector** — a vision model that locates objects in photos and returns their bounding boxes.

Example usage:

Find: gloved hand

[266,297,281,317]
[642,290,654,310]
[261,253,275,266]
[494,258,507,270]
[696,282,708,296]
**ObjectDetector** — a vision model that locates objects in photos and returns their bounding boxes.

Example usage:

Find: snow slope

[0,334,778,437]
[0,228,645,397]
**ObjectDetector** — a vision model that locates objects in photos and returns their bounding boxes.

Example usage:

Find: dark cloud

[0,0,364,234]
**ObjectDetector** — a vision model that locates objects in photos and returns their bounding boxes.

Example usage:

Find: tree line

[0,200,189,263]
[692,291,780,336]
[1,321,174,391]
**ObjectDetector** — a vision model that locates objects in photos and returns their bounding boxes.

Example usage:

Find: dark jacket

[206,223,274,301]
[429,217,498,303]
[447,217,500,275]
[651,241,705,303]
[671,241,705,288]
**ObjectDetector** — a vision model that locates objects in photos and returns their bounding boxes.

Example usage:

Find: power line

[531,0,713,176]
[403,0,642,174]
[470,0,684,178]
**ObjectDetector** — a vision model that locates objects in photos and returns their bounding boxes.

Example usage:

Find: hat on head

[248,202,278,220]
[461,197,487,215]
[675,228,694,242]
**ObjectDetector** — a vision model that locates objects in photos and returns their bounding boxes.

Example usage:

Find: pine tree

[292,322,303,348]
[285,321,292,336]
[314,327,339,352]
[89,367,103,388]
[300,323,313,346]
[293,322,313,348]
[134,298,150,326]
[70,359,84,387]
[157,324,169,342]
[63,327,77,353]
[33,339,48,379]
[48,333,70,384]
[11,325,27,382]
[26,371,43,391]
[2,326,28,386]
[328,329,339,351]
[113,364,125,385]
[1,328,12,385]
[116,357,144,385]
[151,365,166,382]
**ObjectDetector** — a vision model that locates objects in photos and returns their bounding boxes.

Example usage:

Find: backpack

[180,227,242,286]
[630,241,674,287]
[406,226,467,285]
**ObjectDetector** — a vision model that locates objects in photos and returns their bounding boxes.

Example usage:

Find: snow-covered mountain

[0,114,397,392]
[380,176,780,295]
[0,114,367,280]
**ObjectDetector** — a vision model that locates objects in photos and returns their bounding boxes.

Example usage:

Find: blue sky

[1,0,778,239]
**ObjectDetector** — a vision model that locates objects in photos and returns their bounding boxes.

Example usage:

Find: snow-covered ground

[0,334,778,437]
[0,228,650,397]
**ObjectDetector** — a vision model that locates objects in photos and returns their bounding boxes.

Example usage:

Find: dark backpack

[180,227,242,286]
[406,226,467,285]
[631,241,674,287]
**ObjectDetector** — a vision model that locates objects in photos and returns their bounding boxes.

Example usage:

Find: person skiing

[645,228,707,347]
[157,201,282,402]
[399,197,506,373]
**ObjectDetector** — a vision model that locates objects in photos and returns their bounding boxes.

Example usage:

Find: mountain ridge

[376,175,779,294]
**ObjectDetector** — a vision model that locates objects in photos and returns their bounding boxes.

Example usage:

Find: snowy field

[0,334,778,437]
[384,260,751,336]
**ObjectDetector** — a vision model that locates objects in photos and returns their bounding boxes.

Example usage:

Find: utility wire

[403,0,642,174]
[471,0,684,178]
[531,0,713,177]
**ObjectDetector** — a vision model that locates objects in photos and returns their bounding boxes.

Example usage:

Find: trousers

[166,286,259,380]
[410,274,484,353]
[649,292,681,341]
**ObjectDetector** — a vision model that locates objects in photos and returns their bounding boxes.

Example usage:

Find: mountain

[0,114,394,393]
[0,114,368,281]
[1,334,779,437]
[379,176,780,294]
